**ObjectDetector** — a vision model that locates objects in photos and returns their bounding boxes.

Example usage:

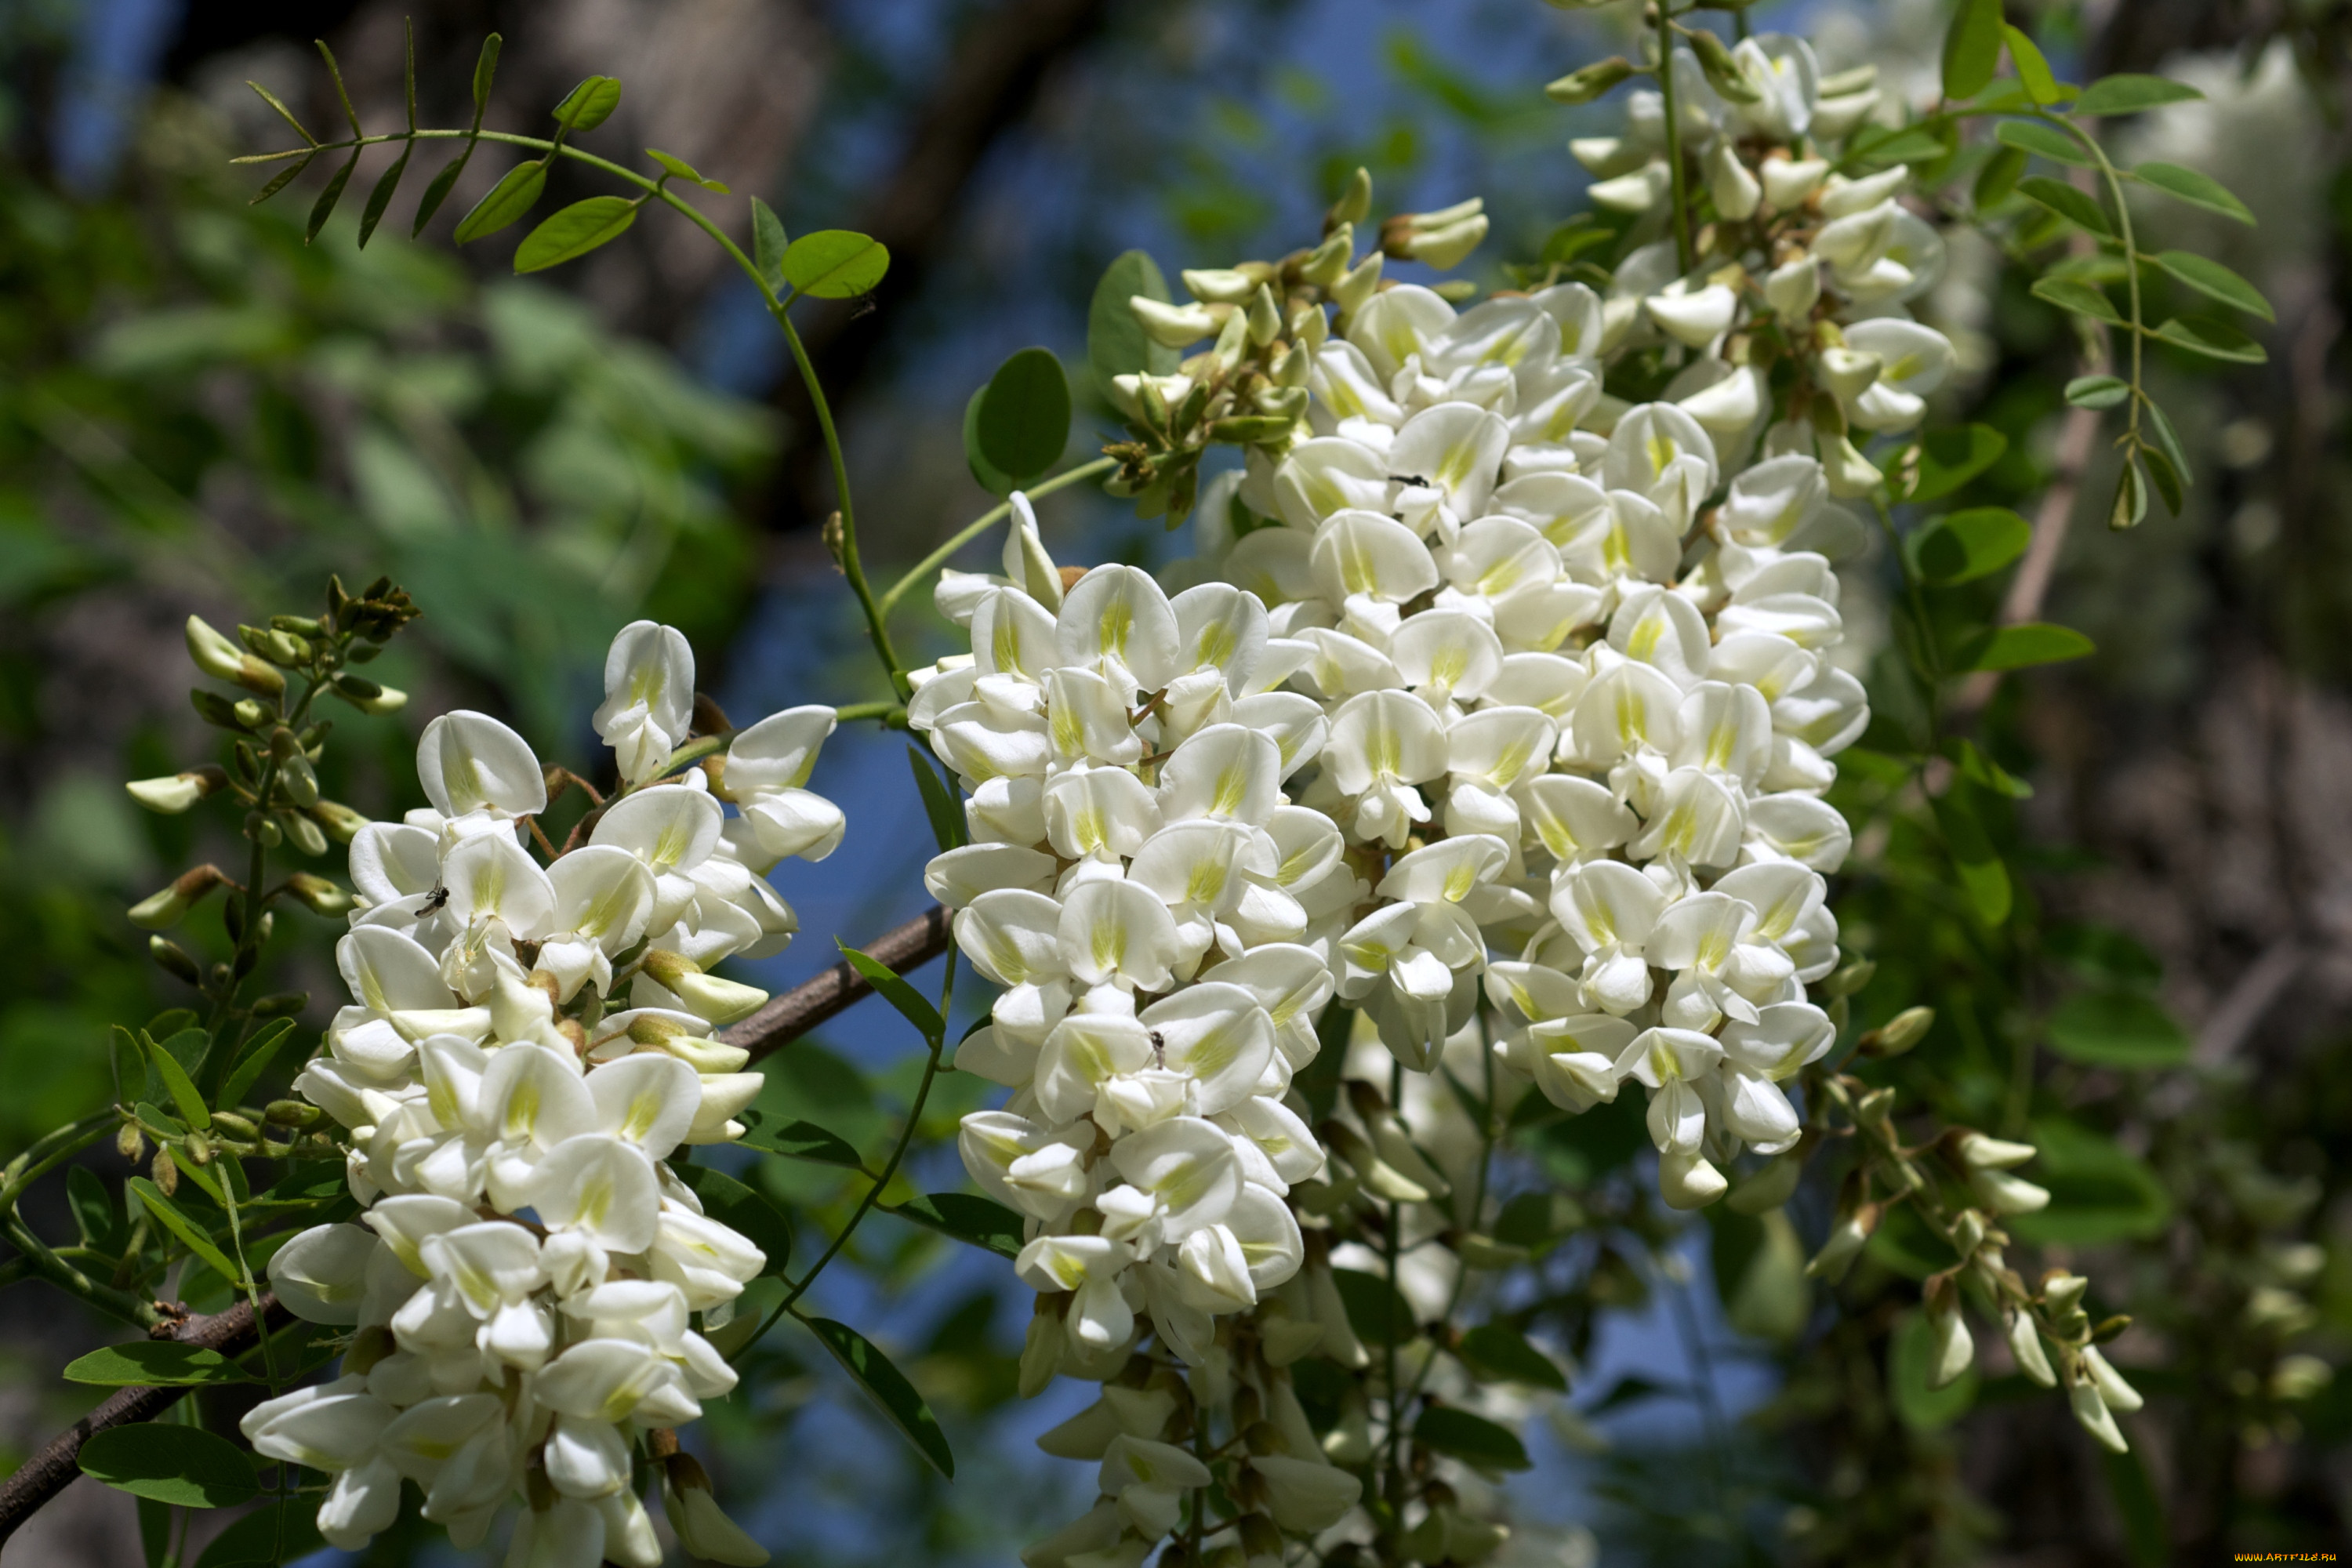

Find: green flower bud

[251,991,309,1018]
[151,1146,180,1196]
[637,949,768,1025]
[280,809,329,858]
[266,1100,324,1128]
[130,866,231,931]
[1544,56,1636,105]
[285,873,350,916]
[1858,1004,1933,1057]
[1687,27,1764,103]
[1327,165,1372,228]
[306,800,370,843]
[186,615,285,696]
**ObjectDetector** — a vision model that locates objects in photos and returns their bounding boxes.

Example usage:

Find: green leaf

[194,1499,325,1568]
[1087,249,1179,406]
[356,142,412,248]
[2001,25,2063,105]
[1931,791,2012,927]
[782,229,890,299]
[1955,622,2096,672]
[218,1019,298,1112]
[2140,399,2191,502]
[470,32,503,111]
[1973,144,2027,207]
[907,747,964,855]
[2153,314,2268,364]
[1950,738,2034,799]
[975,347,1072,485]
[2031,277,2123,325]
[304,151,361,244]
[1896,423,2008,503]
[647,147,728,191]
[66,1342,252,1387]
[2017,176,2113,238]
[1455,1324,1567,1392]
[2009,1117,2172,1245]
[1912,506,2031,585]
[1413,1406,1531,1472]
[671,1163,793,1276]
[552,75,622,132]
[129,1178,242,1283]
[412,145,476,236]
[750,198,789,292]
[246,152,317,208]
[145,1034,210,1131]
[1889,1309,1977,1432]
[1332,1268,1415,1347]
[2133,160,2255,224]
[835,943,946,1042]
[2046,989,2190,1068]
[452,161,548,244]
[800,1317,955,1477]
[1941,0,2004,100]
[2075,73,2204,117]
[1993,118,2093,168]
[514,195,640,274]
[68,1166,119,1251]
[962,387,1017,499]
[735,1108,867,1170]
[78,1425,259,1508]
[884,1192,1025,1258]
[1851,128,1951,167]
[2065,374,2131,410]
[2150,250,2272,321]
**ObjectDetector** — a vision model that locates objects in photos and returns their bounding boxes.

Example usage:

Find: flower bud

[1760,157,1830,210]
[1950,1207,1987,1258]
[1131,296,1223,349]
[1688,28,1763,104]
[129,864,233,931]
[1954,1131,2036,1171]
[190,690,254,731]
[1330,252,1383,315]
[1246,284,1283,347]
[1327,165,1372,228]
[1181,267,1264,305]
[1300,223,1352,288]
[1657,1148,1728,1211]
[2068,1377,2129,1453]
[1820,957,1875,998]
[1969,1167,2051,1215]
[661,1457,770,1566]
[126,767,229,815]
[266,1099,323,1127]
[186,615,285,696]
[278,753,319,808]
[284,873,351,916]
[148,935,202,985]
[151,1145,180,1196]
[2080,1345,2143,1413]
[1817,347,1883,403]
[1762,256,1822,319]
[117,1123,145,1161]
[328,673,407,714]
[1727,1151,1803,1214]
[1706,143,1762,221]
[1544,56,1635,105]
[1384,205,1488,271]
[638,949,768,1026]
[1925,1276,1973,1390]
[2007,1309,2056,1388]
[305,800,370,843]
[1806,1200,1878,1283]
[246,811,282,848]
[209,1110,258,1142]
[1021,1301,1065,1399]
[279,810,328,858]
[1821,434,1883,497]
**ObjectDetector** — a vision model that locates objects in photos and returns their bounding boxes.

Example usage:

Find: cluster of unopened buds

[245,622,843,1565]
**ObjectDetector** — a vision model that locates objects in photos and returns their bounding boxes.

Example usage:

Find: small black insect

[1149,1029,1167,1069]
[420,885,451,914]
[1388,472,1432,488]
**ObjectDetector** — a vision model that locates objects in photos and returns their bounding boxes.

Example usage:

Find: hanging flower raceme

[258,619,842,1565]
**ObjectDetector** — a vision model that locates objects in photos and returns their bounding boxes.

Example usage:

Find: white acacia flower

[594,622,695,786]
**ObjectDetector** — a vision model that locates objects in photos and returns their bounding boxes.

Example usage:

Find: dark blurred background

[2,0,2351,1563]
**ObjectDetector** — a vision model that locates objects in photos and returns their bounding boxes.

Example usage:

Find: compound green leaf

[1993,118,2092,168]
[552,75,622,132]
[1955,622,2096,672]
[884,1192,1025,1258]
[1455,1323,1568,1392]
[2075,74,2204,117]
[1414,1406,1531,1472]
[735,1109,866,1171]
[2133,160,2254,225]
[837,942,946,1042]
[1087,249,1179,405]
[66,1342,252,1388]
[974,347,1071,485]
[2018,176,2113,238]
[2064,374,2130,409]
[452,161,547,244]
[2151,251,2272,321]
[1942,0,2004,101]
[2152,315,2268,364]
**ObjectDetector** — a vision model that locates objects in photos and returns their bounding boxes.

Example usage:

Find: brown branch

[1952,403,2101,718]
[0,906,956,1542]
[723,905,953,1064]
[0,1292,291,1546]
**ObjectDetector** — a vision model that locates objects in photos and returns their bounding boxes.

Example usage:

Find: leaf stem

[1652,4,1697,274]
[876,456,1118,619]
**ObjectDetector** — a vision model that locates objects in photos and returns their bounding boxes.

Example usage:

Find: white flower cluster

[246,622,843,1567]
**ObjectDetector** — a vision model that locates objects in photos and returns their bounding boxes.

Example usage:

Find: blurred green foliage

[0,95,775,1148]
